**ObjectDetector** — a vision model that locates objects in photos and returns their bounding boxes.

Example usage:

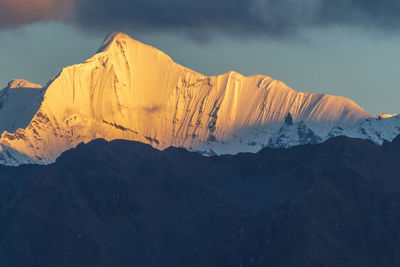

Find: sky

[0,0,399,115]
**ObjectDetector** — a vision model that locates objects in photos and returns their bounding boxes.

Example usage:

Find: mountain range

[0,32,399,165]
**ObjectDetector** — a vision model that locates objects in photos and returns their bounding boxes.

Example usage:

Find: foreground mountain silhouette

[0,32,380,165]
[1,135,400,266]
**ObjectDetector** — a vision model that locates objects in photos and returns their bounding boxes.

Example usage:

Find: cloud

[72,0,306,39]
[2,0,400,39]
[71,0,400,39]
[0,0,73,29]
[313,0,400,28]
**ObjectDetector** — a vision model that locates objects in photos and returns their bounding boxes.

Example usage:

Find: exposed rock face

[268,117,322,148]
[0,32,372,165]
[284,112,294,125]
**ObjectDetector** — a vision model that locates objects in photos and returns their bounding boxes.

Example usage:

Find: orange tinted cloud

[0,0,73,28]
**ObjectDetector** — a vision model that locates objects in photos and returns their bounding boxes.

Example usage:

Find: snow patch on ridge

[8,79,42,89]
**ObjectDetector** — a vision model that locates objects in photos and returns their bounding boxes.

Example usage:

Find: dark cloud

[315,0,400,28]
[2,0,400,38]
[72,0,306,39]
[71,0,400,39]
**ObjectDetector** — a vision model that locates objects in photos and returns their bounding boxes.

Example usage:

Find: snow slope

[0,32,375,165]
[268,114,400,149]
[329,115,400,145]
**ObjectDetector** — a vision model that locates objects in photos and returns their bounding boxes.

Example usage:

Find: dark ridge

[0,135,400,266]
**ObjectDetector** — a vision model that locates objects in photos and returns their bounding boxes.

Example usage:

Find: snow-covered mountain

[0,32,396,166]
[328,114,400,145]
[0,79,43,133]
[267,113,322,148]
[268,114,400,149]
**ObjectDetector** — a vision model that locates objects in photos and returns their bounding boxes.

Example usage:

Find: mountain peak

[285,113,294,125]
[7,79,42,90]
[103,31,131,44]
[97,31,157,54]
[98,31,128,52]
[0,79,43,135]
[268,120,322,148]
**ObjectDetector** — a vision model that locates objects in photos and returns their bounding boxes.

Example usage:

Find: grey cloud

[72,0,400,39]
[72,0,306,39]
[2,0,400,39]
[314,0,400,28]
